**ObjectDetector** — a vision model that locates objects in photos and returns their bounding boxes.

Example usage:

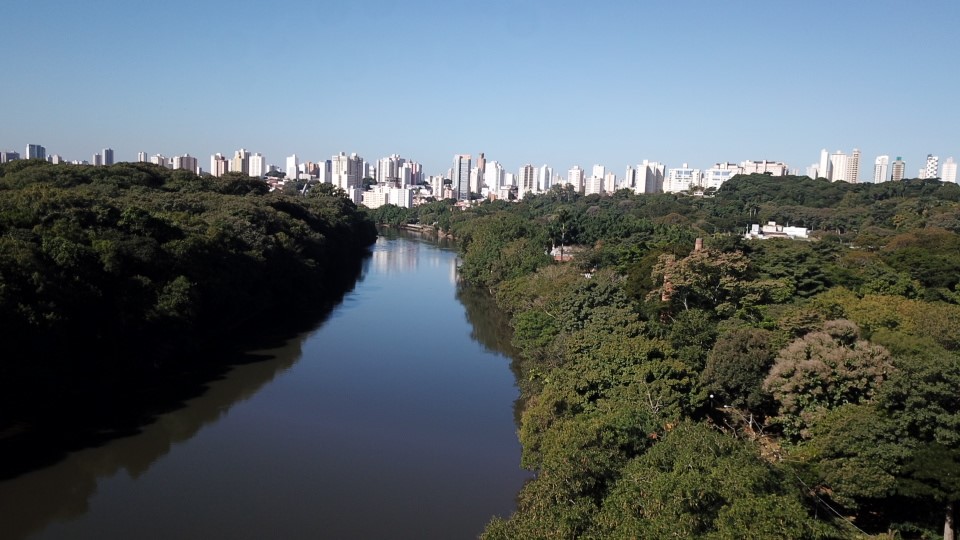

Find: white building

[703,162,742,190]
[942,157,957,184]
[740,160,789,177]
[624,166,636,191]
[818,149,860,182]
[664,164,701,193]
[376,154,404,186]
[210,153,229,177]
[584,174,604,196]
[519,164,536,195]
[361,185,411,209]
[399,162,413,186]
[137,151,148,163]
[567,165,584,191]
[151,154,169,168]
[285,155,299,180]
[484,161,504,192]
[829,151,848,182]
[814,149,830,180]
[362,188,389,209]
[636,160,665,194]
[873,155,889,183]
[604,171,617,192]
[248,153,265,177]
[922,154,940,179]
[317,160,332,184]
[537,164,552,193]
[745,221,809,240]
[469,166,481,195]
[332,152,364,191]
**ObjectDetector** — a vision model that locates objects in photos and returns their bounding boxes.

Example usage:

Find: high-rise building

[332,152,364,191]
[2,151,21,163]
[452,154,471,200]
[818,149,832,180]
[740,160,789,176]
[943,157,957,184]
[230,148,250,175]
[137,151,148,163]
[469,167,480,194]
[399,162,413,186]
[891,157,906,181]
[922,154,939,179]
[567,165,584,191]
[376,154,404,186]
[210,153,229,177]
[703,162,742,190]
[173,154,198,173]
[538,165,552,193]
[845,148,860,183]
[584,172,604,196]
[664,164,701,193]
[484,161,504,191]
[873,155,889,183]
[93,153,103,166]
[151,154,169,168]
[286,155,299,180]
[318,160,332,184]
[604,171,617,192]
[829,151,849,182]
[248,153,265,177]
[26,144,46,160]
[102,148,114,166]
[476,153,486,192]
[637,160,665,194]
[624,166,636,190]
[519,164,536,195]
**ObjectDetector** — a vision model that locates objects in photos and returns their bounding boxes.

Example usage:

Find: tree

[591,423,830,539]
[650,247,749,317]
[701,327,778,414]
[763,320,894,439]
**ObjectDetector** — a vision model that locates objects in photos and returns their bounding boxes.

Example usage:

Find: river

[0,233,530,539]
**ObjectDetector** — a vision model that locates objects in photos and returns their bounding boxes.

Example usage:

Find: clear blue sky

[2,0,957,180]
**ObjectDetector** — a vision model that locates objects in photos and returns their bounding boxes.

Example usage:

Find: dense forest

[0,160,376,463]
[373,175,960,539]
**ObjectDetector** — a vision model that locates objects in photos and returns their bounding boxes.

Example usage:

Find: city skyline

[2,1,958,177]
[3,139,956,186]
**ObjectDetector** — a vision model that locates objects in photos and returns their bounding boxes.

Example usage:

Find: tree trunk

[946,500,956,540]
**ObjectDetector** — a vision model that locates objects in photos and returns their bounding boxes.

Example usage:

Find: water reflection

[0,233,529,540]
[0,335,309,540]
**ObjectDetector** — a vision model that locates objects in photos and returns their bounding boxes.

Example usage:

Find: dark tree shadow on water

[0,253,368,540]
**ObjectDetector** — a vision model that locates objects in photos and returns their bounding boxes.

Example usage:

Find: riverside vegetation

[0,160,376,471]
[370,175,960,539]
